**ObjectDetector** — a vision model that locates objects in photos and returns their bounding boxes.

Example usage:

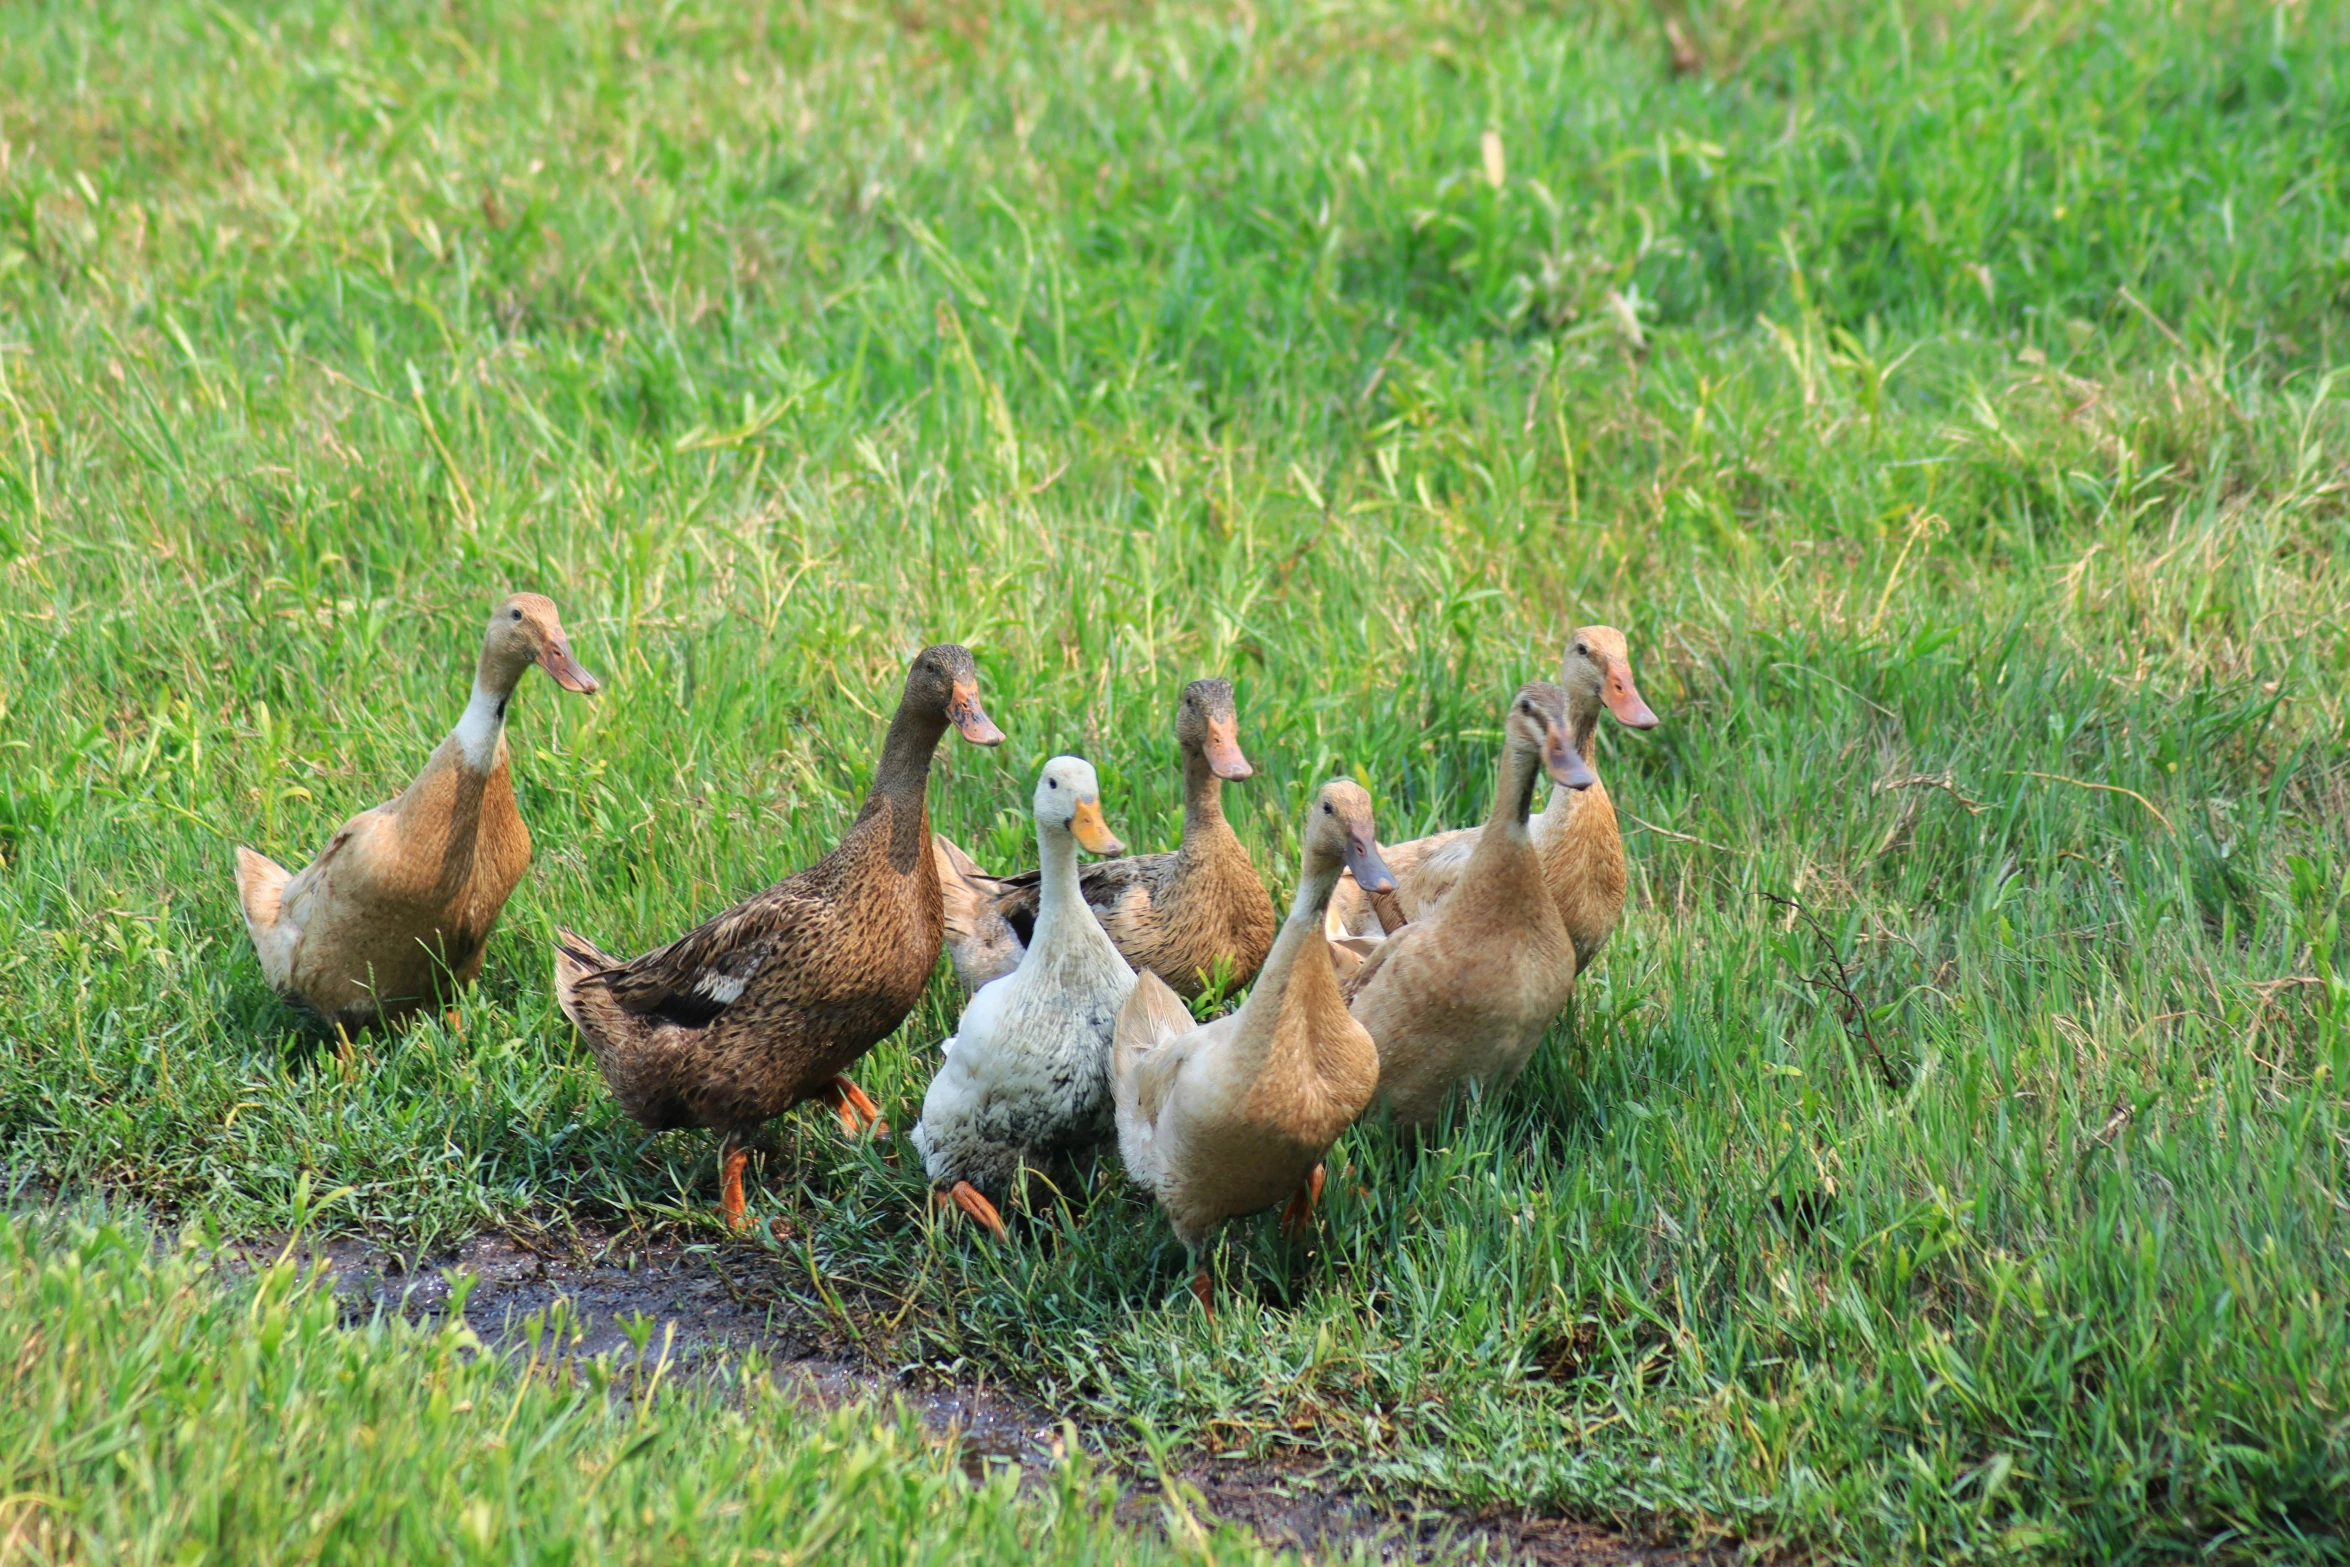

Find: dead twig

[2011,770,2173,833]
[2249,975,2324,1004]
[1758,892,1902,1093]
[1871,771,1986,814]
[1625,814,1737,854]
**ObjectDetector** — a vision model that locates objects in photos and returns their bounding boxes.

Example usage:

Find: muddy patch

[247,1225,1056,1477]
[257,1226,1729,1563]
[1129,1460,1729,1564]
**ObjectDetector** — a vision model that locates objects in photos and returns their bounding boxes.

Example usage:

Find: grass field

[4,0,2349,1560]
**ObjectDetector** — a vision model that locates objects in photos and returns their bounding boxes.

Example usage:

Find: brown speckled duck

[553,644,1003,1228]
[935,677,1275,1000]
[1325,626,1658,971]
[234,593,600,1032]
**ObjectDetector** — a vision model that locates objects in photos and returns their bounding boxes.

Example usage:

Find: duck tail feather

[933,833,1024,991]
[233,845,298,989]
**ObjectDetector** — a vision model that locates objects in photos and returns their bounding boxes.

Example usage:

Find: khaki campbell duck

[1325,626,1658,970]
[1112,779,1394,1313]
[935,677,1275,1000]
[553,644,1003,1229]
[234,593,600,1032]
[1342,683,1590,1130]
[912,756,1136,1238]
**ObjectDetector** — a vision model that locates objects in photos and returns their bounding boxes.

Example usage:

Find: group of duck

[234,595,1657,1309]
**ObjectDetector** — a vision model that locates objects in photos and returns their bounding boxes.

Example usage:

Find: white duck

[1111,779,1395,1313]
[913,756,1135,1237]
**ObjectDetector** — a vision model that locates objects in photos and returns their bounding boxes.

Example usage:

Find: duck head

[906,644,1005,746]
[1561,625,1659,730]
[481,594,599,696]
[1306,779,1395,894]
[1176,678,1253,780]
[1035,756,1124,855]
[1509,681,1593,791]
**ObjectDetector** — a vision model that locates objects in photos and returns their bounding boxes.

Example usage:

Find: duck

[1342,683,1590,1131]
[911,756,1136,1238]
[1324,626,1658,970]
[234,593,600,1032]
[935,677,1275,1001]
[1111,778,1395,1313]
[552,644,1004,1229]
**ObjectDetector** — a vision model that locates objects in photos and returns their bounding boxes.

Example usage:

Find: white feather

[451,682,507,773]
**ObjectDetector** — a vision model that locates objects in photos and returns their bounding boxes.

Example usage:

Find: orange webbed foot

[823,1075,890,1138]
[1189,1266,1216,1319]
[1280,1162,1327,1243]
[939,1180,1008,1240]
[719,1139,751,1232]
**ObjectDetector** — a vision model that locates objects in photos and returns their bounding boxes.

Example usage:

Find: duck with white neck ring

[913,756,1136,1238]
[234,593,600,1032]
[1111,778,1395,1314]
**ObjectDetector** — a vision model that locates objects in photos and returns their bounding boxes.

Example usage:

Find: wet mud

[261,1226,1732,1565]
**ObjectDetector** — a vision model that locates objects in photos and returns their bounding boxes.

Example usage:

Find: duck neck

[870,702,949,812]
[1232,847,1348,1071]
[1540,698,1604,831]
[1030,819,1085,950]
[1179,747,1234,852]
[1488,736,1544,841]
[452,648,528,774]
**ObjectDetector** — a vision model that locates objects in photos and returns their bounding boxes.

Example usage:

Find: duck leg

[1188,1265,1216,1320]
[1280,1163,1327,1243]
[937,1181,1008,1239]
[719,1135,751,1231]
[817,1075,890,1138]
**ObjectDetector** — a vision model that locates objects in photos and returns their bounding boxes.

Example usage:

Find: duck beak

[541,640,601,695]
[1071,796,1124,856]
[1546,720,1596,791]
[1603,665,1658,729]
[1202,719,1253,781]
[1344,830,1396,896]
[947,681,1004,745]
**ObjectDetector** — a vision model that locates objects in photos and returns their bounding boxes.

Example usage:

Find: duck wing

[933,834,1026,990]
[1112,971,1197,1132]
[593,877,836,1028]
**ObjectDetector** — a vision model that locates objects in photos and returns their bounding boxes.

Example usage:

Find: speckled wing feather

[992,852,1175,947]
[595,874,838,1026]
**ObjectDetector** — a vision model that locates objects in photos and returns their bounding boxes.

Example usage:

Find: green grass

[0,1204,1270,1565]
[3,0,2349,1561]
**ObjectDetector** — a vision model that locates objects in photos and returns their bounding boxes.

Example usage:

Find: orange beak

[1603,665,1658,729]
[946,681,1004,745]
[540,637,600,695]
[1202,719,1253,781]
[1070,796,1124,856]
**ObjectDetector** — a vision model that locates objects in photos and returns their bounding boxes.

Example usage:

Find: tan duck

[935,677,1274,1000]
[553,644,1003,1229]
[1342,683,1589,1131]
[1111,779,1395,1313]
[1325,626,1658,970]
[234,593,600,1032]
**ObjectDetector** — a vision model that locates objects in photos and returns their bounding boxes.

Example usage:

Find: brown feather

[555,644,991,1143]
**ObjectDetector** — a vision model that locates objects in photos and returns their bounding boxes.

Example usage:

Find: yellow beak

[1070,797,1124,856]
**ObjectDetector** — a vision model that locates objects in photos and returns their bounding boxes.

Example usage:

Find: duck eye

[1047,777,1058,789]
[1322,801,1333,815]
[512,608,524,621]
